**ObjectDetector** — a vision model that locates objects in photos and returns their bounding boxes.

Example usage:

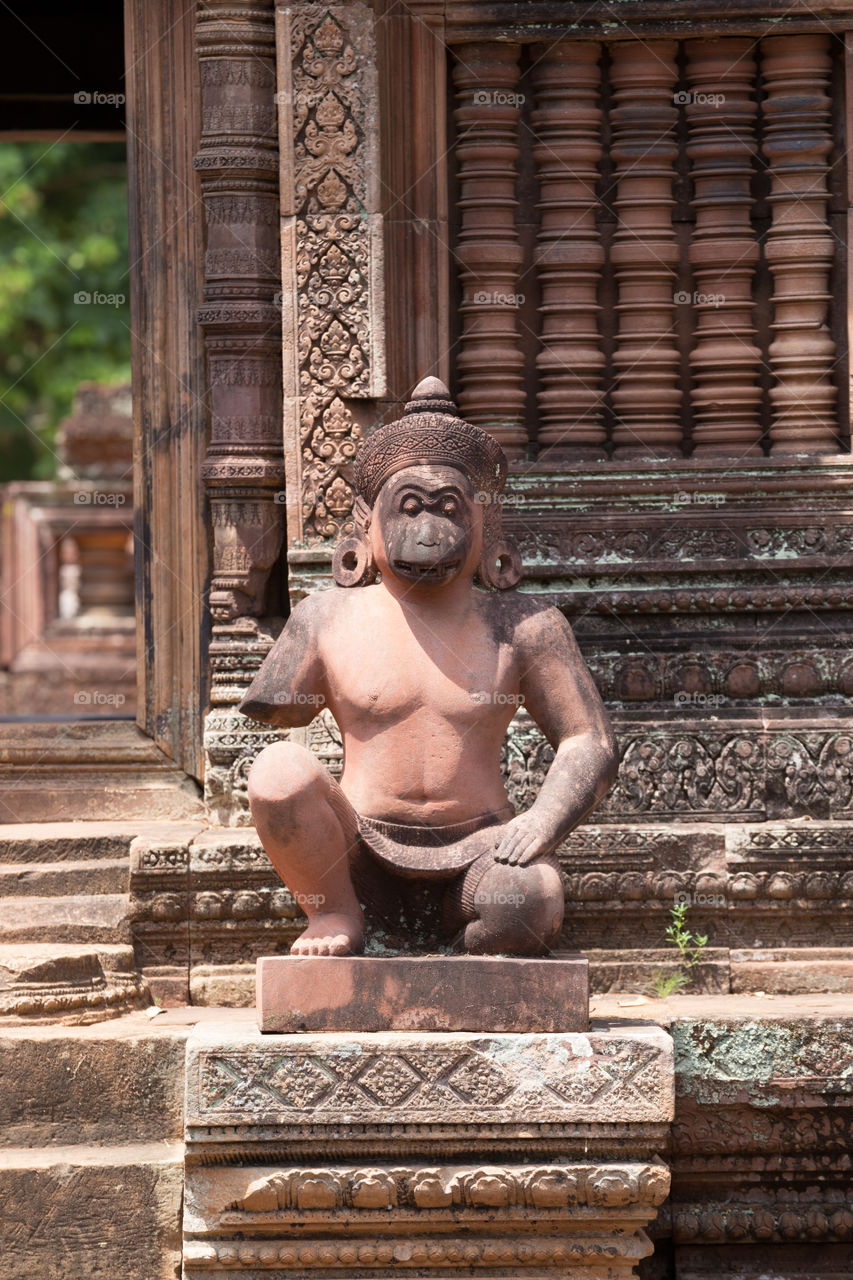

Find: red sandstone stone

[256,953,589,1033]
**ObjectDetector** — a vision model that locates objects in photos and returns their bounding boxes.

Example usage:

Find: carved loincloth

[357,807,514,881]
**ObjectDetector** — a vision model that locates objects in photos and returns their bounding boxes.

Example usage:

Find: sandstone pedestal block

[256,953,589,1033]
[184,1021,674,1280]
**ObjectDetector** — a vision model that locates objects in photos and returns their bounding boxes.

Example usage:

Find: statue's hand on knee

[492,811,553,866]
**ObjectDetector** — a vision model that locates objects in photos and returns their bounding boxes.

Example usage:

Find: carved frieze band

[277,2,385,546]
[190,1034,672,1125]
[585,647,853,704]
[219,1160,670,1214]
[196,0,285,624]
[185,1232,654,1272]
[673,1197,853,1245]
[609,727,853,819]
[185,1174,668,1274]
[504,716,853,821]
[510,519,853,566]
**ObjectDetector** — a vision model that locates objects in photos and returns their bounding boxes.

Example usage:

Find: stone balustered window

[448,33,848,460]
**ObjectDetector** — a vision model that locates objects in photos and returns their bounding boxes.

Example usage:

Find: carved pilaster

[452,43,527,456]
[531,42,605,459]
[277,2,385,548]
[195,0,285,624]
[685,38,762,455]
[762,34,839,454]
[609,41,681,457]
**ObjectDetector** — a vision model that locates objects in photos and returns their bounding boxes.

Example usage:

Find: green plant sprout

[651,969,691,998]
[650,900,709,998]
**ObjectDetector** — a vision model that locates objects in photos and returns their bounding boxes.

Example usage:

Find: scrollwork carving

[280,3,383,546]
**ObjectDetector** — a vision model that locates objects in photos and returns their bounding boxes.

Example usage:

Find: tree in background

[0,141,130,482]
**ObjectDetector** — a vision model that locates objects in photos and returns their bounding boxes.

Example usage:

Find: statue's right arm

[238,595,327,728]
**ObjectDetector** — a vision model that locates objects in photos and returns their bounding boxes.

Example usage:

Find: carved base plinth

[256,953,589,1033]
[0,943,148,1023]
[184,1022,673,1279]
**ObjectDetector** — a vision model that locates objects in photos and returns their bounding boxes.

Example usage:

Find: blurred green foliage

[0,141,130,481]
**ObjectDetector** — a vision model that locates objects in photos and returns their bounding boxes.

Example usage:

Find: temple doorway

[0,139,136,721]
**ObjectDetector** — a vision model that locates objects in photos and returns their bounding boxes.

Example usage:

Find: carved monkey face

[371,464,482,587]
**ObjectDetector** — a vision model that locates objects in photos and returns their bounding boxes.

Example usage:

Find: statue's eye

[441,498,457,517]
[401,496,421,515]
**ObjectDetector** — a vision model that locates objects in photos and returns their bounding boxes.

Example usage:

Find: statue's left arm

[495,605,618,865]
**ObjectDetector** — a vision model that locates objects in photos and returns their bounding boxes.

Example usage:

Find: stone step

[0,1008,201,1280]
[0,894,131,944]
[0,943,147,1018]
[0,858,129,897]
[0,1009,191,1144]
[0,1143,184,1280]
[0,820,204,862]
[0,1010,190,1280]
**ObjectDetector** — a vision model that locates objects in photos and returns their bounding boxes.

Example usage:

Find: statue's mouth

[393,558,461,582]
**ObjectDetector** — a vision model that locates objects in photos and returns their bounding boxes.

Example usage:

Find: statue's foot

[290,912,364,957]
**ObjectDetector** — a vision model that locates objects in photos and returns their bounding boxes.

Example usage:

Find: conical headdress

[353,376,508,505]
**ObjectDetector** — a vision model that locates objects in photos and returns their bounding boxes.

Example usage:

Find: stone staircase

[0,827,198,1275]
[0,821,203,1019]
[0,1006,193,1279]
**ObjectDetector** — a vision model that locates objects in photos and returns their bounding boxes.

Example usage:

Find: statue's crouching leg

[446,854,565,956]
[247,742,364,955]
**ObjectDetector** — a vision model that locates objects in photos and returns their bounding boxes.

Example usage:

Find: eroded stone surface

[0,1015,187,1146]
[256,953,589,1032]
[0,1148,182,1280]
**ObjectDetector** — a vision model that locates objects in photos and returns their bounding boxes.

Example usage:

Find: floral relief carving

[229,1162,668,1214]
[281,3,383,545]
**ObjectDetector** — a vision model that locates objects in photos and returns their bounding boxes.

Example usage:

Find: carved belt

[358,807,514,880]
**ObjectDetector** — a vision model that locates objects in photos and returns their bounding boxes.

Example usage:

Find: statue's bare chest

[322,602,515,723]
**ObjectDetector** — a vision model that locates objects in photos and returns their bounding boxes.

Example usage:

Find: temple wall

[1,999,850,1279]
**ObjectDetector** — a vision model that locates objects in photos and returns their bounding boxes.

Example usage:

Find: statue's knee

[468,858,564,955]
[247,742,326,814]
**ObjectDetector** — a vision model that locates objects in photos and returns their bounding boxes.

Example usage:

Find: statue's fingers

[502,831,528,864]
[493,825,519,861]
[509,832,542,865]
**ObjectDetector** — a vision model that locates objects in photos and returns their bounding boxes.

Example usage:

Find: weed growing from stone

[650,902,709,998]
